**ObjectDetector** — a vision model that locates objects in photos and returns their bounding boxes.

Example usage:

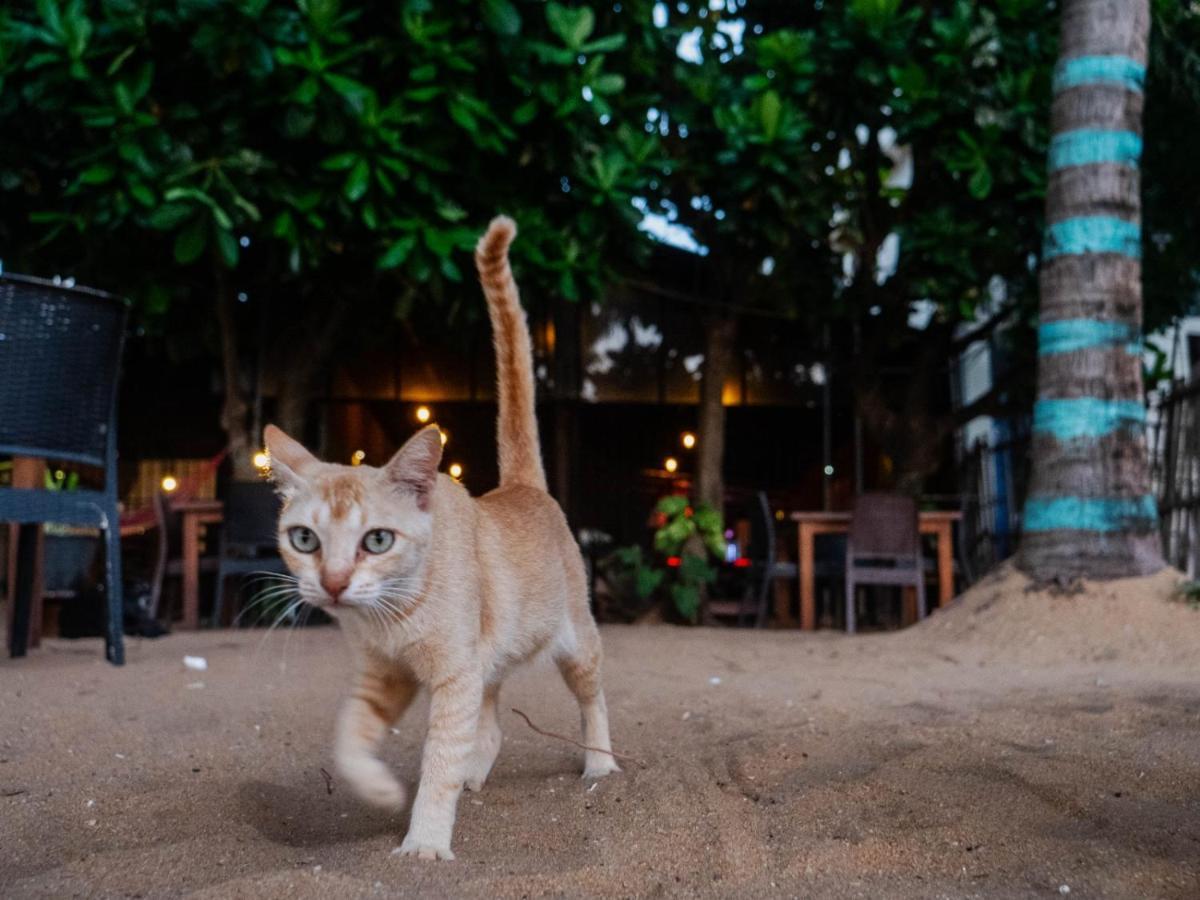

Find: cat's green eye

[362,529,395,554]
[288,526,320,554]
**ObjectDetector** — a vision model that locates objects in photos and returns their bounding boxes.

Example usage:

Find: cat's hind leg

[554,616,619,779]
[464,681,503,792]
[335,667,417,812]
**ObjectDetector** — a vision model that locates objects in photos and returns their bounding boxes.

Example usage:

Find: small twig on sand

[510,708,643,767]
[3,789,28,798]
[320,767,334,795]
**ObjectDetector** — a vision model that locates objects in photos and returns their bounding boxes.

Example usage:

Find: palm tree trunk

[1019,0,1163,579]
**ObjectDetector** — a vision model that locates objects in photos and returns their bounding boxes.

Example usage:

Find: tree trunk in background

[696,316,737,511]
[215,272,256,481]
[1019,0,1163,579]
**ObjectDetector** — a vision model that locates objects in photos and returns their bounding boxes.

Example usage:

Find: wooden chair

[148,491,219,622]
[844,492,926,634]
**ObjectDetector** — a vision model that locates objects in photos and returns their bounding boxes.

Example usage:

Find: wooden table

[171,498,223,630]
[790,510,961,630]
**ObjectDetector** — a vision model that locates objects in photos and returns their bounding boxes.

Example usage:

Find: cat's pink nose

[320,571,352,602]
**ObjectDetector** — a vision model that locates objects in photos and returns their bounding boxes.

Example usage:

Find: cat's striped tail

[475,216,547,491]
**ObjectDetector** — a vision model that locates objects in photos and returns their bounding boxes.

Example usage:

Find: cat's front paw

[396,834,455,861]
[583,757,621,779]
[337,754,407,811]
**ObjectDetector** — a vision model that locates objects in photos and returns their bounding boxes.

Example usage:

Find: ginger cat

[262,216,618,861]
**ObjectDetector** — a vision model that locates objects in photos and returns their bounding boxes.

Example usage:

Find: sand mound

[908,560,1200,668]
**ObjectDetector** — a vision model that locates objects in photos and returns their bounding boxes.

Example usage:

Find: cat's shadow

[236,778,404,847]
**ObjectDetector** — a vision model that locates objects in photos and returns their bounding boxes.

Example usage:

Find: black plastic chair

[844,493,926,634]
[212,481,288,626]
[0,273,128,663]
[709,491,798,627]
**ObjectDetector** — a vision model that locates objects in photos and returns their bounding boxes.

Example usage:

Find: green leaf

[513,99,538,125]
[581,34,626,54]
[481,0,522,36]
[671,583,701,621]
[322,151,359,171]
[546,2,594,50]
[528,40,576,65]
[377,234,416,269]
[145,203,192,230]
[679,553,715,585]
[79,163,116,185]
[128,182,155,207]
[592,73,624,95]
[634,566,663,599]
[173,218,208,264]
[344,159,370,201]
[656,495,689,517]
[215,228,239,268]
[968,165,993,199]
[759,90,782,141]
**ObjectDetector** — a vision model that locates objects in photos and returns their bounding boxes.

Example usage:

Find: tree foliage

[2,1,1197,486]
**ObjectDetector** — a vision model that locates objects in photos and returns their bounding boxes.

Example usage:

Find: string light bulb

[415,405,432,424]
[664,457,679,474]
[161,475,178,493]
[252,450,270,471]
[681,431,696,449]
[448,462,464,480]
[351,450,366,466]
[439,428,449,446]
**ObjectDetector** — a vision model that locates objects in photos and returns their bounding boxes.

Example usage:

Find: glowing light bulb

[448,462,463,480]
[252,450,270,470]
[161,475,178,493]
[416,405,432,424]
[439,428,449,446]
[664,457,679,474]
[351,450,366,466]
[681,432,696,450]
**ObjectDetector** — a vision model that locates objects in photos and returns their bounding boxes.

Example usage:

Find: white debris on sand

[183,656,208,671]
[708,676,722,685]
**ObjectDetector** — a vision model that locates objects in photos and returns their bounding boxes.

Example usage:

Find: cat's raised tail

[475,216,547,491]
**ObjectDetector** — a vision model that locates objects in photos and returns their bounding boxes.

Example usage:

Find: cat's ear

[385,424,444,511]
[263,424,317,494]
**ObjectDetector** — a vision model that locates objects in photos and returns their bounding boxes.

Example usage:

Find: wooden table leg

[799,523,816,631]
[6,457,45,653]
[936,522,955,607]
[182,512,200,630]
[8,524,39,657]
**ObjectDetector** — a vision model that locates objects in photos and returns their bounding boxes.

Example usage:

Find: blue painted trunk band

[1033,397,1145,440]
[1024,495,1158,533]
[1037,319,1140,356]
[1048,129,1142,171]
[1044,217,1140,259]
[1053,56,1145,93]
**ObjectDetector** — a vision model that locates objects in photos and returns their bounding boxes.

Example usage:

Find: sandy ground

[2,566,1199,899]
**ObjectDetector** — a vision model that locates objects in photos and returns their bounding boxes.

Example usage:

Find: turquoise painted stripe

[1037,319,1140,356]
[1024,495,1158,533]
[1048,129,1142,171]
[1033,397,1145,440]
[1053,55,1145,93]
[1044,216,1140,259]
